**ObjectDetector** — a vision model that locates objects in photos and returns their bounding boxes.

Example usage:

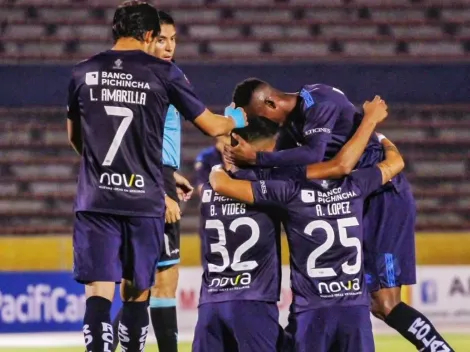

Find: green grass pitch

[0,334,468,351]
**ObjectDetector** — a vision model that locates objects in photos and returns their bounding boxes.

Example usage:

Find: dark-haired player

[210,125,404,352]
[195,98,389,352]
[227,80,453,352]
[193,117,283,352]
[67,2,246,351]
[107,10,194,352]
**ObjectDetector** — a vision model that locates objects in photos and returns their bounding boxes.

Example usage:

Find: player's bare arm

[377,137,405,184]
[193,105,247,137]
[66,118,82,156]
[209,166,255,204]
[306,96,388,179]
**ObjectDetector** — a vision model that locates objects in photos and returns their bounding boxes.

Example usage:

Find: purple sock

[119,301,150,352]
[83,296,113,352]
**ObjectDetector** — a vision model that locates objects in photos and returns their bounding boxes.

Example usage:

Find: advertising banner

[410,266,470,325]
[1,266,469,334]
[0,272,120,333]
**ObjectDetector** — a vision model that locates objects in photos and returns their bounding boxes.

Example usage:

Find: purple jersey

[198,179,282,305]
[67,50,205,217]
[251,167,382,312]
[256,84,398,188]
[194,146,223,187]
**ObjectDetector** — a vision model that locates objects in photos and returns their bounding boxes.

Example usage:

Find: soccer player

[195,98,389,352]
[67,2,246,351]
[193,117,284,352]
[228,80,453,352]
[210,134,404,352]
[108,10,193,352]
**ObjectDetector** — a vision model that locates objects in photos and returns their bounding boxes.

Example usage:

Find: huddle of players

[66,1,455,352]
[194,82,455,352]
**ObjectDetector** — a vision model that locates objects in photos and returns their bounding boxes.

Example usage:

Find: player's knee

[120,279,150,302]
[84,281,115,301]
[370,287,402,320]
[151,265,179,298]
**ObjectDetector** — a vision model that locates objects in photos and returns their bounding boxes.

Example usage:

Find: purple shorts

[363,174,417,291]
[73,211,164,290]
[193,301,282,352]
[294,305,374,352]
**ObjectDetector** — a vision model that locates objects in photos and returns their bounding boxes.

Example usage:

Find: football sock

[385,302,454,351]
[150,297,178,352]
[111,307,123,351]
[83,296,113,352]
[119,301,150,352]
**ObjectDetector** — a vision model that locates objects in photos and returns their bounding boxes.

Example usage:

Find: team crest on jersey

[301,190,315,203]
[202,189,212,203]
[321,180,329,189]
[113,59,123,70]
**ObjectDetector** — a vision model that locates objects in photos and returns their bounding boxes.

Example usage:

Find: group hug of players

[66,1,455,351]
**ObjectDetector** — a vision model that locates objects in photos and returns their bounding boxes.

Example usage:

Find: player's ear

[264,98,276,110]
[143,30,155,43]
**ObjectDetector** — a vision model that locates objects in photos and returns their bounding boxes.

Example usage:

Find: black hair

[112,1,161,43]
[231,116,279,146]
[232,78,267,108]
[158,10,175,26]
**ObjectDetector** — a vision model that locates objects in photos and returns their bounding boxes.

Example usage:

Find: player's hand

[363,96,388,124]
[165,195,181,223]
[225,103,248,128]
[174,172,194,202]
[223,133,257,165]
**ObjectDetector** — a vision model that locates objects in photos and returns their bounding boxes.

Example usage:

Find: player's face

[153,24,177,61]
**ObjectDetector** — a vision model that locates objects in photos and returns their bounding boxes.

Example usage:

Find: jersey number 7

[102,106,134,166]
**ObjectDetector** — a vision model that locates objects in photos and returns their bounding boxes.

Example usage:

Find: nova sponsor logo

[209,273,251,290]
[0,284,85,324]
[99,172,144,190]
[318,278,361,296]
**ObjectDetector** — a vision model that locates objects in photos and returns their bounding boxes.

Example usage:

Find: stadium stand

[0,0,469,234]
[1,0,470,62]
[1,105,469,234]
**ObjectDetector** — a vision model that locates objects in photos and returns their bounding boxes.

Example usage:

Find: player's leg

[293,308,333,352]
[336,306,375,352]
[192,303,225,352]
[224,300,282,352]
[118,215,165,351]
[364,183,454,351]
[73,211,122,352]
[150,220,181,352]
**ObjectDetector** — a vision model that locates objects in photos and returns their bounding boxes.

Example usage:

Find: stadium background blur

[0,0,470,350]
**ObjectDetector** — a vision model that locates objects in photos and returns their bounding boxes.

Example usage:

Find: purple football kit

[252,167,384,352]
[256,84,416,292]
[68,49,206,289]
[193,171,283,352]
